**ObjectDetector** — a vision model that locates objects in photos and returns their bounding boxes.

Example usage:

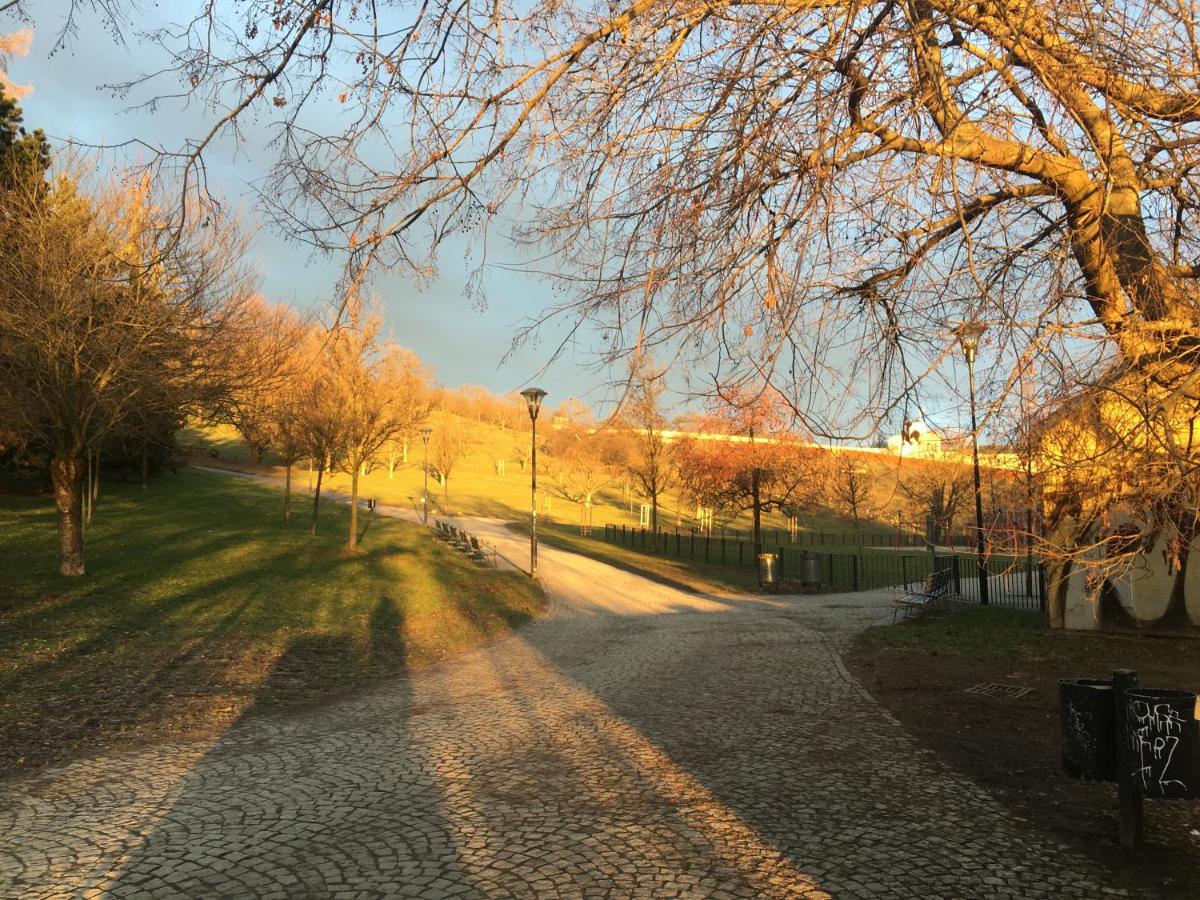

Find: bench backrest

[928,567,953,595]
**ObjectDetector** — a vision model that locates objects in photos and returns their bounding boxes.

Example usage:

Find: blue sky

[2,3,1005,441]
[3,4,620,414]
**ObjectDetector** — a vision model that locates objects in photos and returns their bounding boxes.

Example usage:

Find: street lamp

[520,387,548,577]
[955,321,990,606]
[419,425,433,525]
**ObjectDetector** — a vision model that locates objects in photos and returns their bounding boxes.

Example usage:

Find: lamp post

[956,322,990,606]
[419,425,432,524]
[520,387,548,577]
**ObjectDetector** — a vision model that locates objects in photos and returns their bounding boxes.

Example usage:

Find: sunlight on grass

[0,467,545,772]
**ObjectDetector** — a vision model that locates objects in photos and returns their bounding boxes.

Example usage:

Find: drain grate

[965,682,1035,699]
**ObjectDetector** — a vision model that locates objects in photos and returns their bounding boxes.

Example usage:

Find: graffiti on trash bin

[1128,700,1188,796]
[1065,702,1098,762]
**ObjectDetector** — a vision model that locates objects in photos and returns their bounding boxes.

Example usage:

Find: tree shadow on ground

[99,595,425,895]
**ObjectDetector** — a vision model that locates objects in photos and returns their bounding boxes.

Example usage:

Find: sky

[2,3,621,414]
[1,2,999,442]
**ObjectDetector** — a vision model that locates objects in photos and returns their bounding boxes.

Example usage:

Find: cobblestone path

[0,509,1144,898]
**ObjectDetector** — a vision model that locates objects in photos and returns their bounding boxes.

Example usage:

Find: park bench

[468,535,495,566]
[892,567,954,622]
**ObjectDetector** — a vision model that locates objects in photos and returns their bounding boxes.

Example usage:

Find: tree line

[0,85,435,572]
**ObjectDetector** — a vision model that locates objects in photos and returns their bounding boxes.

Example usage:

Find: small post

[1113,668,1143,850]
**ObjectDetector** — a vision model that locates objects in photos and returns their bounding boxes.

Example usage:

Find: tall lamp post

[520,387,548,577]
[419,425,433,524]
[956,322,990,606]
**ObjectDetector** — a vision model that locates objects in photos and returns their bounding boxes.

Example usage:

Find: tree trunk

[50,452,86,576]
[249,442,265,465]
[89,449,99,521]
[349,467,360,551]
[140,442,149,491]
[283,462,293,524]
[310,464,325,535]
[83,450,91,533]
[752,465,762,555]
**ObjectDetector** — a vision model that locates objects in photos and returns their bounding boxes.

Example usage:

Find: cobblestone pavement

[0,504,1147,898]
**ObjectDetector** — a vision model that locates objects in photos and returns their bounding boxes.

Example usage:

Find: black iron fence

[629,524,950,549]
[601,524,1045,610]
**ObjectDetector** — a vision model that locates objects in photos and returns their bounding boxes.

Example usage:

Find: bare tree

[828,455,872,545]
[897,459,973,545]
[621,363,674,533]
[381,345,433,480]
[429,414,474,509]
[266,327,323,524]
[331,306,418,551]
[0,159,256,574]
[295,342,345,537]
[221,295,309,464]
[546,425,617,534]
[49,1,1200,585]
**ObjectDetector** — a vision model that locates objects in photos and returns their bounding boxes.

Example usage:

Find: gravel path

[0,487,1145,898]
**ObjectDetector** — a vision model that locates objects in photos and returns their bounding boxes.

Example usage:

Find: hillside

[182,415,1023,548]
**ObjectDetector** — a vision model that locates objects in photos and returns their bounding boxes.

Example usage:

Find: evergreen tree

[0,84,50,183]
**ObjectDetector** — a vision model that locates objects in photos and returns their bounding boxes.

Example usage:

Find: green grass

[854,603,1049,661]
[854,601,1200,673]
[0,467,544,774]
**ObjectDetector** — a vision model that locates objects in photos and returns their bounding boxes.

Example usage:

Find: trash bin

[1124,688,1200,799]
[757,552,780,587]
[1059,678,1116,782]
[801,552,821,588]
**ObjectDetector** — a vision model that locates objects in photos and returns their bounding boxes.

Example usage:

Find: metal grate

[965,682,1035,699]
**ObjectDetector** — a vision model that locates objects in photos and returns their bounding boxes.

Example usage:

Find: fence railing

[610,523,992,550]
[601,524,1046,610]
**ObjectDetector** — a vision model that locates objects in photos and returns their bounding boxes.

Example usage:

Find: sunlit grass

[181,420,899,537]
[0,467,544,773]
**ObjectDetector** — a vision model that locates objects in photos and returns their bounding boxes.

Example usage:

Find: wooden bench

[892,568,954,622]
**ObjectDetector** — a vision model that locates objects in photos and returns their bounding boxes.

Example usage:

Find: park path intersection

[0,504,1143,898]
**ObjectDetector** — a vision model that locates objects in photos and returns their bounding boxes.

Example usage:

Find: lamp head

[520,387,548,421]
[418,425,432,443]
[954,322,987,365]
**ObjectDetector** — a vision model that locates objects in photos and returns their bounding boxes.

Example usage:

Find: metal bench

[892,567,954,622]
[468,535,495,565]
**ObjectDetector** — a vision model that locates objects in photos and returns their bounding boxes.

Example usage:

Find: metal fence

[636,524,957,550]
[601,524,1045,610]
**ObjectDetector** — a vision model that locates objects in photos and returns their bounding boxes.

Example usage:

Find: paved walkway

[1,498,1142,898]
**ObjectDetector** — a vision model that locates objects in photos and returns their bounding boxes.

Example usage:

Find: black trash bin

[1124,688,1200,799]
[757,552,780,587]
[1060,678,1117,782]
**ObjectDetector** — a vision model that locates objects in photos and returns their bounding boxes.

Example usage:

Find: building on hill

[886,420,943,457]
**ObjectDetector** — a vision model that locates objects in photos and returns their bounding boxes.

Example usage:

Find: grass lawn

[846,604,1200,898]
[0,467,544,776]
[180,420,913,539]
